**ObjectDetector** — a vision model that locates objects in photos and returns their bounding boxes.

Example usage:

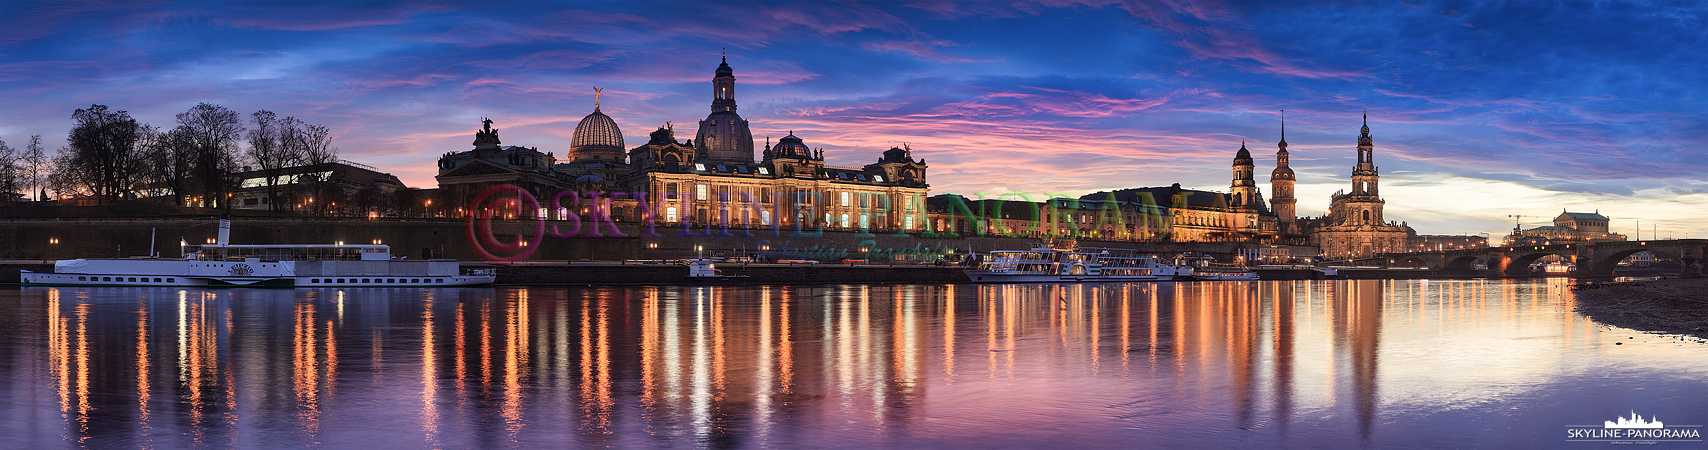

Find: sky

[2,0,1705,237]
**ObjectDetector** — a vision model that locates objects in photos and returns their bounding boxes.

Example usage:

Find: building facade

[433,56,932,234]
[1302,114,1412,259]
[1505,210,1626,245]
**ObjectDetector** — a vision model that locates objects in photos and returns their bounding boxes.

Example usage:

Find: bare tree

[247,110,302,211]
[173,103,244,208]
[281,116,338,215]
[21,135,46,201]
[0,138,19,203]
[66,105,145,204]
[136,126,196,206]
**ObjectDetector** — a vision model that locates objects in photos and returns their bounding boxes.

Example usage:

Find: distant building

[229,161,410,215]
[433,55,932,233]
[1504,210,1626,245]
[1300,114,1413,259]
[1409,234,1488,252]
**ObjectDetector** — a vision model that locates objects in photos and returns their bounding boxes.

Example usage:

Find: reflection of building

[1300,114,1412,258]
[1505,210,1626,245]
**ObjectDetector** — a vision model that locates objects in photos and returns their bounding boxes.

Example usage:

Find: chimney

[217,219,231,246]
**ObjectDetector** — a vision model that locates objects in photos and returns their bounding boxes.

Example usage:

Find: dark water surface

[1,280,1704,449]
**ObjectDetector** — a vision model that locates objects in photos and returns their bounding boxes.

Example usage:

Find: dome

[571,109,625,163]
[1233,141,1253,166]
[1271,165,1295,180]
[716,57,733,77]
[574,174,606,192]
[772,132,809,158]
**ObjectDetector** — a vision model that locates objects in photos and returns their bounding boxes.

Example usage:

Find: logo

[229,263,253,276]
[1567,411,1702,444]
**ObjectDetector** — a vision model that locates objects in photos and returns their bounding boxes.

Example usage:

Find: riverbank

[1573,278,1708,340]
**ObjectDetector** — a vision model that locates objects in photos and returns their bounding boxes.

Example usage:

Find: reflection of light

[136,299,152,437]
[420,293,439,446]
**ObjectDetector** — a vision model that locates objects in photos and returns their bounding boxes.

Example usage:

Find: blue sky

[2,0,1704,237]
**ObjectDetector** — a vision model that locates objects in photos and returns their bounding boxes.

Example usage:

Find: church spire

[1278,109,1288,148]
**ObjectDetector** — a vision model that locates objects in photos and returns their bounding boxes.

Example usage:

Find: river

[1,279,1704,448]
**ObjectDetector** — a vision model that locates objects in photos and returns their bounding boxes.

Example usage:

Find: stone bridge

[1360,239,1705,278]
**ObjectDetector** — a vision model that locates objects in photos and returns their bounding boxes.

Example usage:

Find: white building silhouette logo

[1604,411,1664,429]
[1566,410,1701,443]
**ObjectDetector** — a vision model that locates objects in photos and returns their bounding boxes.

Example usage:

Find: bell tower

[1271,110,1297,234]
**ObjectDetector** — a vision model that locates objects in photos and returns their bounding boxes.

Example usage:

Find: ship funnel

[217,219,231,245]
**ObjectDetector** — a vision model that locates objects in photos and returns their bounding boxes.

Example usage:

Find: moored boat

[964,245,1192,283]
[19,219,495,288]
[686,259,749,285]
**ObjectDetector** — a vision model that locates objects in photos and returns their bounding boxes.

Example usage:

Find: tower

[1271,111,1297,234]
[1346,112,1384,225]
[694,53,755,163]
[1231,141,1258,211]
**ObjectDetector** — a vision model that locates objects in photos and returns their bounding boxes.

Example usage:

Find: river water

[0,279,1704,449]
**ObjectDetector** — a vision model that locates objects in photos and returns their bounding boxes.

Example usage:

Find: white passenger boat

[964,245,1192,283]
[20,219,496,288]
[685,259,749,285]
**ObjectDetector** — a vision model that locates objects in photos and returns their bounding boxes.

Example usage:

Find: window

[154,278,162,282]
[694,163,706,172]
[841,214,850,228]
[312,279,320,283]
[129,277,137,282]
[78,276,86,281]
[167,278,174,283]
[825,213,832,226]
[873,175,884,182]
[840,191,850,207]
[860,214,869,229]
[436,279,444,283]
[905,216,914,230]
[337,279,345,283]
[362,279,370,283]
[760,188,771,203]
[761,210,771,226]
[696,184,708,201]
[758,167,769,175]
[667,207,679,223]
[666,183,679,199]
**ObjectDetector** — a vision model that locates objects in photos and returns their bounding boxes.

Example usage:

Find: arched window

[1362,210,1370,223]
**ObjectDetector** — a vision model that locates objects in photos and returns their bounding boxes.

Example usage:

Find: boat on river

[20,219,496,288]
[686,259,749,285]
[964,245,1193,283]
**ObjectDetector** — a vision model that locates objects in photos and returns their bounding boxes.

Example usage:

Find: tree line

[1,103,349,213]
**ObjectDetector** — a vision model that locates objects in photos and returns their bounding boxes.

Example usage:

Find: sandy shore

[1573,278,1708,340]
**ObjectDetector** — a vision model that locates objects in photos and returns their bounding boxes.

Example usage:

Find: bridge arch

[1503,251,1571,277]
[1590,248,1650,277]
[1444,255,1485,271]
[1396,256,1428,268]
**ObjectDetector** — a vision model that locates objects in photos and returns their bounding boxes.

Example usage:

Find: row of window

[79,276,175,283]
[71,276,445,284]
[310,278,444,284]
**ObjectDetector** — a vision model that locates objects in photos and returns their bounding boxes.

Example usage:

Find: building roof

[1562,211,1609,220]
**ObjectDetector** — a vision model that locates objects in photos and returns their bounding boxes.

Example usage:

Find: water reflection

[1,280,1705,449]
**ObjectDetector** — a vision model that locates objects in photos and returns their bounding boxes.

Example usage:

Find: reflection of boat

[20,219,496,287]
[964,245,1191,283]
[686,259,749,285]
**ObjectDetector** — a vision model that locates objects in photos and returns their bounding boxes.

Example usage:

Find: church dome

[571,108,625,163]
[1271,165,1295,180]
